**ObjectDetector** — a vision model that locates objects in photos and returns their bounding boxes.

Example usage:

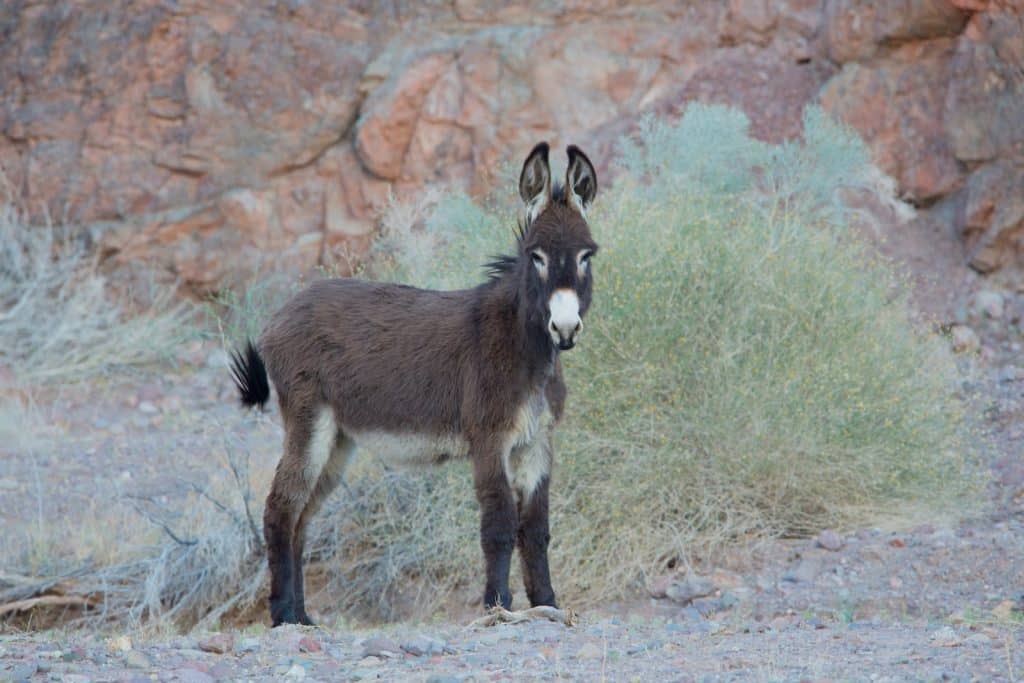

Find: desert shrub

[0,202,192,385]
[312,104,978,614]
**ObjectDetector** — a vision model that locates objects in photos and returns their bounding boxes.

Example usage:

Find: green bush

[332,104,978,613]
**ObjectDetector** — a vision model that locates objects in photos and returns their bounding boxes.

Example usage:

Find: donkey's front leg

[472,450,518,610]
[517,474,557,608]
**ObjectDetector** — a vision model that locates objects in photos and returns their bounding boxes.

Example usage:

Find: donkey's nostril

[573,321,582,333]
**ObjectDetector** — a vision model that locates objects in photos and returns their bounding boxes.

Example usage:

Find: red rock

[1,0,1022,289]
[818,40,964,203]
[889,538,906,548]
[298,636,321,654]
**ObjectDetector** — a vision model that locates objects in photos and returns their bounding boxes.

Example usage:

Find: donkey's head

[516,142,599,351]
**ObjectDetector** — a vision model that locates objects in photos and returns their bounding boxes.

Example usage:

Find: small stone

[400,635,444,656]
[992,599,1019,621]
[297,636,321,654]
[108,635,133,652]
[10,661,38,682]
[648,573,674,599]
[238,637,261,653]
[198,633,234,655]
[966,633,992,646]
[60,675,92,683]
[361,636,401,658]
[138,400,158,414]
[172,671,215,683]
[998,365,1020,383]
[974,290,1004,319]
[425,676,464,683]
[123,650,154,669]
[817,529,843,552]
[576,642,603,660]
[930,626,961,647]
[284,663,306,679]
[793,557,822,583]
[951,325,980,354]
[888,538,906,548]
[665,575,716,605]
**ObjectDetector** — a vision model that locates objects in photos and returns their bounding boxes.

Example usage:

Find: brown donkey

[230,143,599,626]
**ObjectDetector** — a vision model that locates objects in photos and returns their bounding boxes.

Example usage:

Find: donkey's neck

[478,275,556,387]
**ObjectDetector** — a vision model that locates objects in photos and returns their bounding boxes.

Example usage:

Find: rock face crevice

[0,0,1020,289]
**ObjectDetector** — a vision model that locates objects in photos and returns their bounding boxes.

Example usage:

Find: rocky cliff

[1,0,1021,290]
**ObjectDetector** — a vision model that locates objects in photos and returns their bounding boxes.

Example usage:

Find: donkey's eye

[531,251,547,269]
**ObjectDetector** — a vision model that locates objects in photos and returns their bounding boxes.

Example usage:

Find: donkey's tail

[230,340,270,410]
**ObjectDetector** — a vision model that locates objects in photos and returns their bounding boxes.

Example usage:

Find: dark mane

[483,181,568,282]
[484,254,519,281]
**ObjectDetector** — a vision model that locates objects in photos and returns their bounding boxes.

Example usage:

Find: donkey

[230,142,599,626]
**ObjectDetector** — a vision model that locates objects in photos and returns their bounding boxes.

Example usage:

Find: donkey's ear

[565,145,597,216]
[519,141,551,222]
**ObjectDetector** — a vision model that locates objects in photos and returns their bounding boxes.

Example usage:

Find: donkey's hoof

[297,611,316,627]
[484,589,513,612]
[270,601,299,627]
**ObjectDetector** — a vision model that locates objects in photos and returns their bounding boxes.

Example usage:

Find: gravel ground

[2,331,1022,682]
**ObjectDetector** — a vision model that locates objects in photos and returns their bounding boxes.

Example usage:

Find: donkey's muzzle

[550,319,581,351]
[548,288,582,351]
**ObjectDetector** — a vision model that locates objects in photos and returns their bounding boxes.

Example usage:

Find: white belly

[348,429,470,467]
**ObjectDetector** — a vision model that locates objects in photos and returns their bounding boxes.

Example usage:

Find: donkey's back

[260,278,477,435]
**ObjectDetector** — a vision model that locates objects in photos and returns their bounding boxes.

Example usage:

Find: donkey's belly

[347,429,470,467]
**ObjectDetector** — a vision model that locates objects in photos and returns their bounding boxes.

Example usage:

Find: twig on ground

[0,594,96,617]
[467,605,578,629]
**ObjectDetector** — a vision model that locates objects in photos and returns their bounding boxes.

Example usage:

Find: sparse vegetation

[0,202,191,387]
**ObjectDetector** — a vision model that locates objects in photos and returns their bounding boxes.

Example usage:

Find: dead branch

[0,594,96,617]
[467,605,578,629]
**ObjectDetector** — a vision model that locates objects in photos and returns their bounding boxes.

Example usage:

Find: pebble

[575,642,603,660]
[198,633,234,655]
[665,575,716,605]
[950,325,980,353]
[783,557,821,584]
[974,290,1004,319]
[930,626,961,647]
[173,669,215,683]
[10,662,38,682]
[998,365,1020,383]
[817,529,843,552]
[966,633,992,646]
[284,663,306,679]
[108,636,133,653]
[400,635,445,656]
[123,650,154,669]
[361,636,402,659]
[297,636,321,654]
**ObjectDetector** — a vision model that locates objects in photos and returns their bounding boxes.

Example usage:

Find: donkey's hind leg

[264,405,337,626]
[291,433,354,625]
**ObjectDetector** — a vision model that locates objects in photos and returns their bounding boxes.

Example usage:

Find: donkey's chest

[508,390,552,450]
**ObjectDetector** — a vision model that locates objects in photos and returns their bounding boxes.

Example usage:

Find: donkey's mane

[484,181,569,283]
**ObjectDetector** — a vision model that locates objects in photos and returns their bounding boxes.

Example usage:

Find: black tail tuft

[230,340,270,410]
